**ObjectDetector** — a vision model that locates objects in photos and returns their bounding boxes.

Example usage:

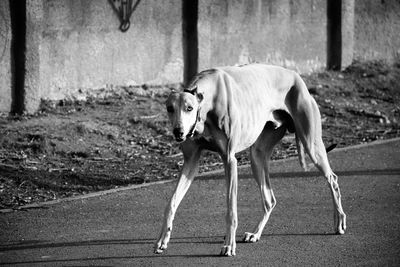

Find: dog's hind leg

[154,141,201,254]
[292,96,346,235]
[243,123,287,243]
[311,137,347,234]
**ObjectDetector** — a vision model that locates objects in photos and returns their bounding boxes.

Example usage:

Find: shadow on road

[0,232,341,265]
[1,231,336,252]
[200,168,400,180]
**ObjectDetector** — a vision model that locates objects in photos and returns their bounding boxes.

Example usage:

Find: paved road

[1,139,399,266]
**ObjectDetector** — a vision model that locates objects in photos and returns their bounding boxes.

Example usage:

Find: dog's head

[165,89,203,143]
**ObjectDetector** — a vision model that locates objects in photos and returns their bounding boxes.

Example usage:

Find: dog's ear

[184,86,203,102]
[184,86,196,95]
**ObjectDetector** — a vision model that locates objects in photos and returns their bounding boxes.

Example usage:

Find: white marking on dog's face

[165,92,199,142]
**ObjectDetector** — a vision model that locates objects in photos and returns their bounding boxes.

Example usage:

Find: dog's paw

[220,245,236,256]
[154,242,167,254]
[243,232,260,243]
[335,222,346,235]
[336,228,345,235]
[335,213,346,235]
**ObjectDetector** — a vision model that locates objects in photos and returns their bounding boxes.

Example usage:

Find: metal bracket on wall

[109,0,141,32]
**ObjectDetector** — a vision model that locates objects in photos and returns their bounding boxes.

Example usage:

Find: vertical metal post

[182,0,198,86]
[327,0,342,70]
[9,0,26,115]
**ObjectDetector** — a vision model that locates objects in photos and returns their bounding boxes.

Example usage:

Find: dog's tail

[295,133,308,171]
[296,134,337,171]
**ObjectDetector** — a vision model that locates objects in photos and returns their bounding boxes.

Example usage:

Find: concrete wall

[1,0,182,113]
[1,0,400,113]
[354,0,400,63]
[199,0,327,73]
[0,1,11,113]
[39,0,182,101]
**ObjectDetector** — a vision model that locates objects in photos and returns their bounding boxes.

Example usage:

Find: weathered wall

[354,0,400,63]
[1,0,400,113]
[39,0,182,100]
[0,1,11,113]
[26,0,43,113]
[199,0,327,73]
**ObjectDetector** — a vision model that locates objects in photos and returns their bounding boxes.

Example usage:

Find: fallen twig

[166,152,183,158]
[140,114,161,120]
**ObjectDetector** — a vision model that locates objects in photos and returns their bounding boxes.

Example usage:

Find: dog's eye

[186,106,193,112]
[167,106,174,113]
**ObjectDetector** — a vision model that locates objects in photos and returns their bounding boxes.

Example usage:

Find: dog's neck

[183,84,225,138]
[183,88,206,137]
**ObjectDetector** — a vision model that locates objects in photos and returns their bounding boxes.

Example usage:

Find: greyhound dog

[154,64,346,256]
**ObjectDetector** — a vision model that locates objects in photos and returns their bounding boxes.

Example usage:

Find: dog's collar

[187,106,201,138]
[183,88,202,138]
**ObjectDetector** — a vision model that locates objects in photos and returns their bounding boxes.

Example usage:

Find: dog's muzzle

[173,128,185,142]
[172,108,201,143]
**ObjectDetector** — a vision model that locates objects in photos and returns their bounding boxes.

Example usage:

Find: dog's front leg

[220,154,238,256]
[154,142,201,254]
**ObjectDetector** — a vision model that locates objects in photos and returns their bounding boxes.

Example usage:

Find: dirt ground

[0,61,399,209]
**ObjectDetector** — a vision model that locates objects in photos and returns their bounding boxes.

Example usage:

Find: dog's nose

[173,128,184,138]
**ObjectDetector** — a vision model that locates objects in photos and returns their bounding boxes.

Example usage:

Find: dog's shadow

[0,232,337,264]
[0,232,334,252]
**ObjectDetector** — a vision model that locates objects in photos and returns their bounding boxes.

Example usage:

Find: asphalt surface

[0,138,399,266]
